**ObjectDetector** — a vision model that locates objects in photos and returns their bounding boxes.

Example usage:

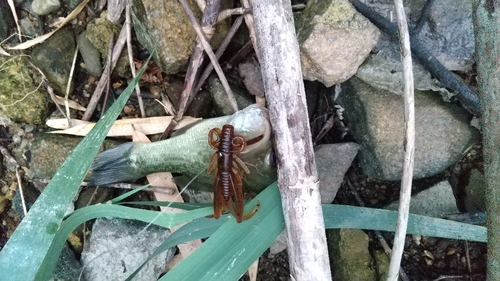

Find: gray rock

[77,30,102,77]
[129,0,213,74]
[339,77,479,181]
[296,0,379,86]
[385,180,458,218]
[32,0,60,15]
[29,134,82,181]
[18,18,37,38]
[81,217,174,281]
[327,228,376,281]
[52,245,82,281]
[0,1,14,40]
[357,0,474,100]
[31,26,75,94]
[207,74,254,116]
[315,143,359,203]
[0,56,50,124]
[372,248,390,281]
[85,15,130,78]
[465,169,486,212]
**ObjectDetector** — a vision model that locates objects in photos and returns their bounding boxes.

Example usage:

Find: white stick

[386,1,415,280]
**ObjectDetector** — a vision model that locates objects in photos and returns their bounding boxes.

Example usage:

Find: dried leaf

[46,116,201,137]
[52,95,86,111]
[8,0,90,50]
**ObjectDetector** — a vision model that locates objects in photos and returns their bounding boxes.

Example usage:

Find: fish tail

[88,143,142,186]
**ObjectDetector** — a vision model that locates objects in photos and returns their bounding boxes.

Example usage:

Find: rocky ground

[0,0,487,280]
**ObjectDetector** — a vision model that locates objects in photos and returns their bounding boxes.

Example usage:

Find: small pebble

[24,124,34,133]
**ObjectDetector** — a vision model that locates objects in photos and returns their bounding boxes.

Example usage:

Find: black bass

[88,105,276,193]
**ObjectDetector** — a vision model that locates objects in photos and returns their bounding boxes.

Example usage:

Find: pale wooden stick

[126,3,146,117]
[387,0,415,280]
[251,1,332,280]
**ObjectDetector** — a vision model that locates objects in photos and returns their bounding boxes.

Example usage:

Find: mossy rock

[0,56,50,124]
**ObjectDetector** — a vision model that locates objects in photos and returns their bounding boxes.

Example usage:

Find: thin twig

[100,35,114,118]
[81,181,177,194]
[411,0,434,35]
[82,25,127,120]
[193,16,244,100]
[126,3,146,117]
[65,44,79,125]
[217,7,250,22]
[225,40,254,70]
[47,85,69,121]
[178,0,238,112]
[240,0,259,57]
[16,169,27,216]
[387,0,415,280]
[160,0,223,139]
[161,0,238,139]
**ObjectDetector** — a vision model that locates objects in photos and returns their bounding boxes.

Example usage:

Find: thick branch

[472,1,500,280]
[250,0,331,280]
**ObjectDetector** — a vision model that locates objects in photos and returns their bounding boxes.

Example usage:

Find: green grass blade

[161,182,284,281]
[35,203,214,280]
[157,183,485,281]
[0,57,151,281]
[322,204,487,242]
[125,216,229,281]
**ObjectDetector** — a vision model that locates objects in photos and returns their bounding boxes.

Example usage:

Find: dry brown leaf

[131,129,202,265]
[46,116,201,137]
[52,95,86,111]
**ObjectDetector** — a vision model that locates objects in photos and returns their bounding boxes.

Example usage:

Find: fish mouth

[227,104,272,155]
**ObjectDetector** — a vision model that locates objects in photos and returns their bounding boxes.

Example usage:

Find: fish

[88,104,276,193]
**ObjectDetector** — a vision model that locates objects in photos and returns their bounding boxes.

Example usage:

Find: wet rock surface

[81,217,174,281]
[339,77,479,181]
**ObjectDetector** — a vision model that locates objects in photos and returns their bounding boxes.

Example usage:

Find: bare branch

[387,0,415,280]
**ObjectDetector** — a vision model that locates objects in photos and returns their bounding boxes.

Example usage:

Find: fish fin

[88,143,142,186]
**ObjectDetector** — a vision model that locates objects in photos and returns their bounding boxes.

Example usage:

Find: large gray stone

[357,0,474,100]
[31,26,75,94]
[385,180,459,218]
[339,77,479,181]
[315,143,359,203]
[81,217,174,281]
[296,0,379,86]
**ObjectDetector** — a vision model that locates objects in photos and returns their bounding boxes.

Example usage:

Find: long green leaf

[35,203,214,280]
[0,56,151,281]
[161,182,284,281]
[125,216,229,281]
[322,205,486,242]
